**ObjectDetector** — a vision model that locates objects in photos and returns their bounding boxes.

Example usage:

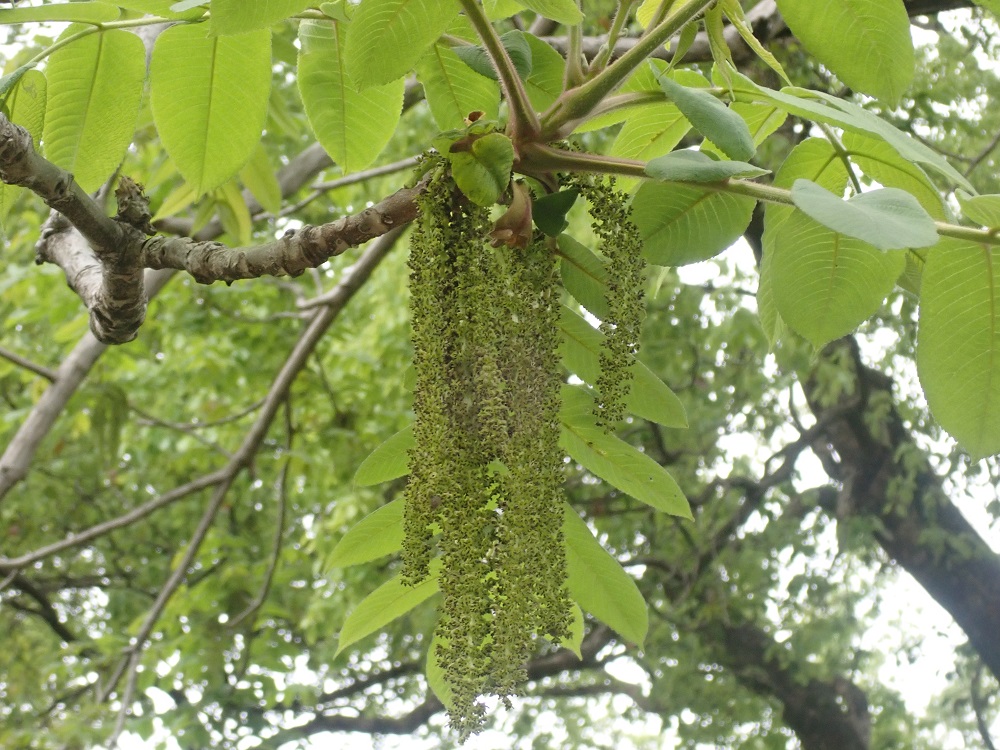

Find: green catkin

[576,177,646,428]
[403,163,453,585]
[489,239,571,701]
[405,163,571,740]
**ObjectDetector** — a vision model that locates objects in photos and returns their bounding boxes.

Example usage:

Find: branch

[0,269,173,502]
[0,113,424,344]
[96,227,406,742]
[0,345,56,382]
[2,574,80,644]
[710,622,871,750]
[0,134,366,502]
[803,337,1000,679]
[141,181,422,284]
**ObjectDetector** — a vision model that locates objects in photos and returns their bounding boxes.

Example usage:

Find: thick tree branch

[542,0,976,66]
[0,136,359,502]
[804,338,1000,679]
[141,182,422,284]
[710,622,871,750]
[0,113,423,344]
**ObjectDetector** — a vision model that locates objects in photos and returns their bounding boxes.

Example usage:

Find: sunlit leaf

[918,238,1000,459]
[211,0,312,34]
[559,385,690,518]
[776,0,913,105]
[956,191,1000,228]
[770,209,905,348]
[518,0,582,24]
[299,19,404,173]
[43,26,145,192]
[631,181,756,266]
[559,307,688,429]
[354,425,414,486]
[335,561,440,656]
[344,0,460,88]
[326,499,405,568]
[557,233,610,319]
[0,2,120,24]
[563,503,648,646]
[418,42,501,129]
[151,24,271,196]
[449,132,514,207]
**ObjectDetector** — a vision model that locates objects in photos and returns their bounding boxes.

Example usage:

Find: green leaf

[918,238,1000,459]
[720,0,789,85]
[354,425,414,486]
[211,0,312,34]
[563,503,648,646]
[0,2,120,24]
[335,560,440,657]
[239,143,282,215]
[1,69,44,144]
[43,27,146,192]
[299,19,404,173]
[770,209,905,348]
[701,101,787,159]
[484,0,524,19]
[631,181,756,266]
[451,30,532,81]
[448,132,514,207]
[575,61,662,133]
[559,386,690,518]
[729,72,973,192]
[151,180,198,222]
[518,0,582,24]
[843,131,947,219]
[559,306,688,428]
[319,1,350,20]
[609,102,690,187]
[326,499,405,568]
[956,191,1000,229]
[557,233,610,318]
[557,602,585,659]
[656,73,755,161]
[0,69,45,225]
[151,24,271,196]
[215,179,253,245]
[790,180,939,251]
[534,188,579,237]
[418,43,501,129]
[344,0,459,88]
[523,33,564,111]
[759,138,846,346]
[645,150,769,182]
[775,0,913,105]
[0,65,30,102]
[426,634,455,709]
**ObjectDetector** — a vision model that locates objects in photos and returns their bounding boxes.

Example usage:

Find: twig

[971,662,998,750]
[96,226,406,743]
[278,155,422,217]
[964,128,1000,178]
[0,345,57,382]
[227,397,293,630]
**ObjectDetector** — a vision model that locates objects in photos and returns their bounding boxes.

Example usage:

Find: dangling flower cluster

[575,176,646,428]
[405,160,570,739]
